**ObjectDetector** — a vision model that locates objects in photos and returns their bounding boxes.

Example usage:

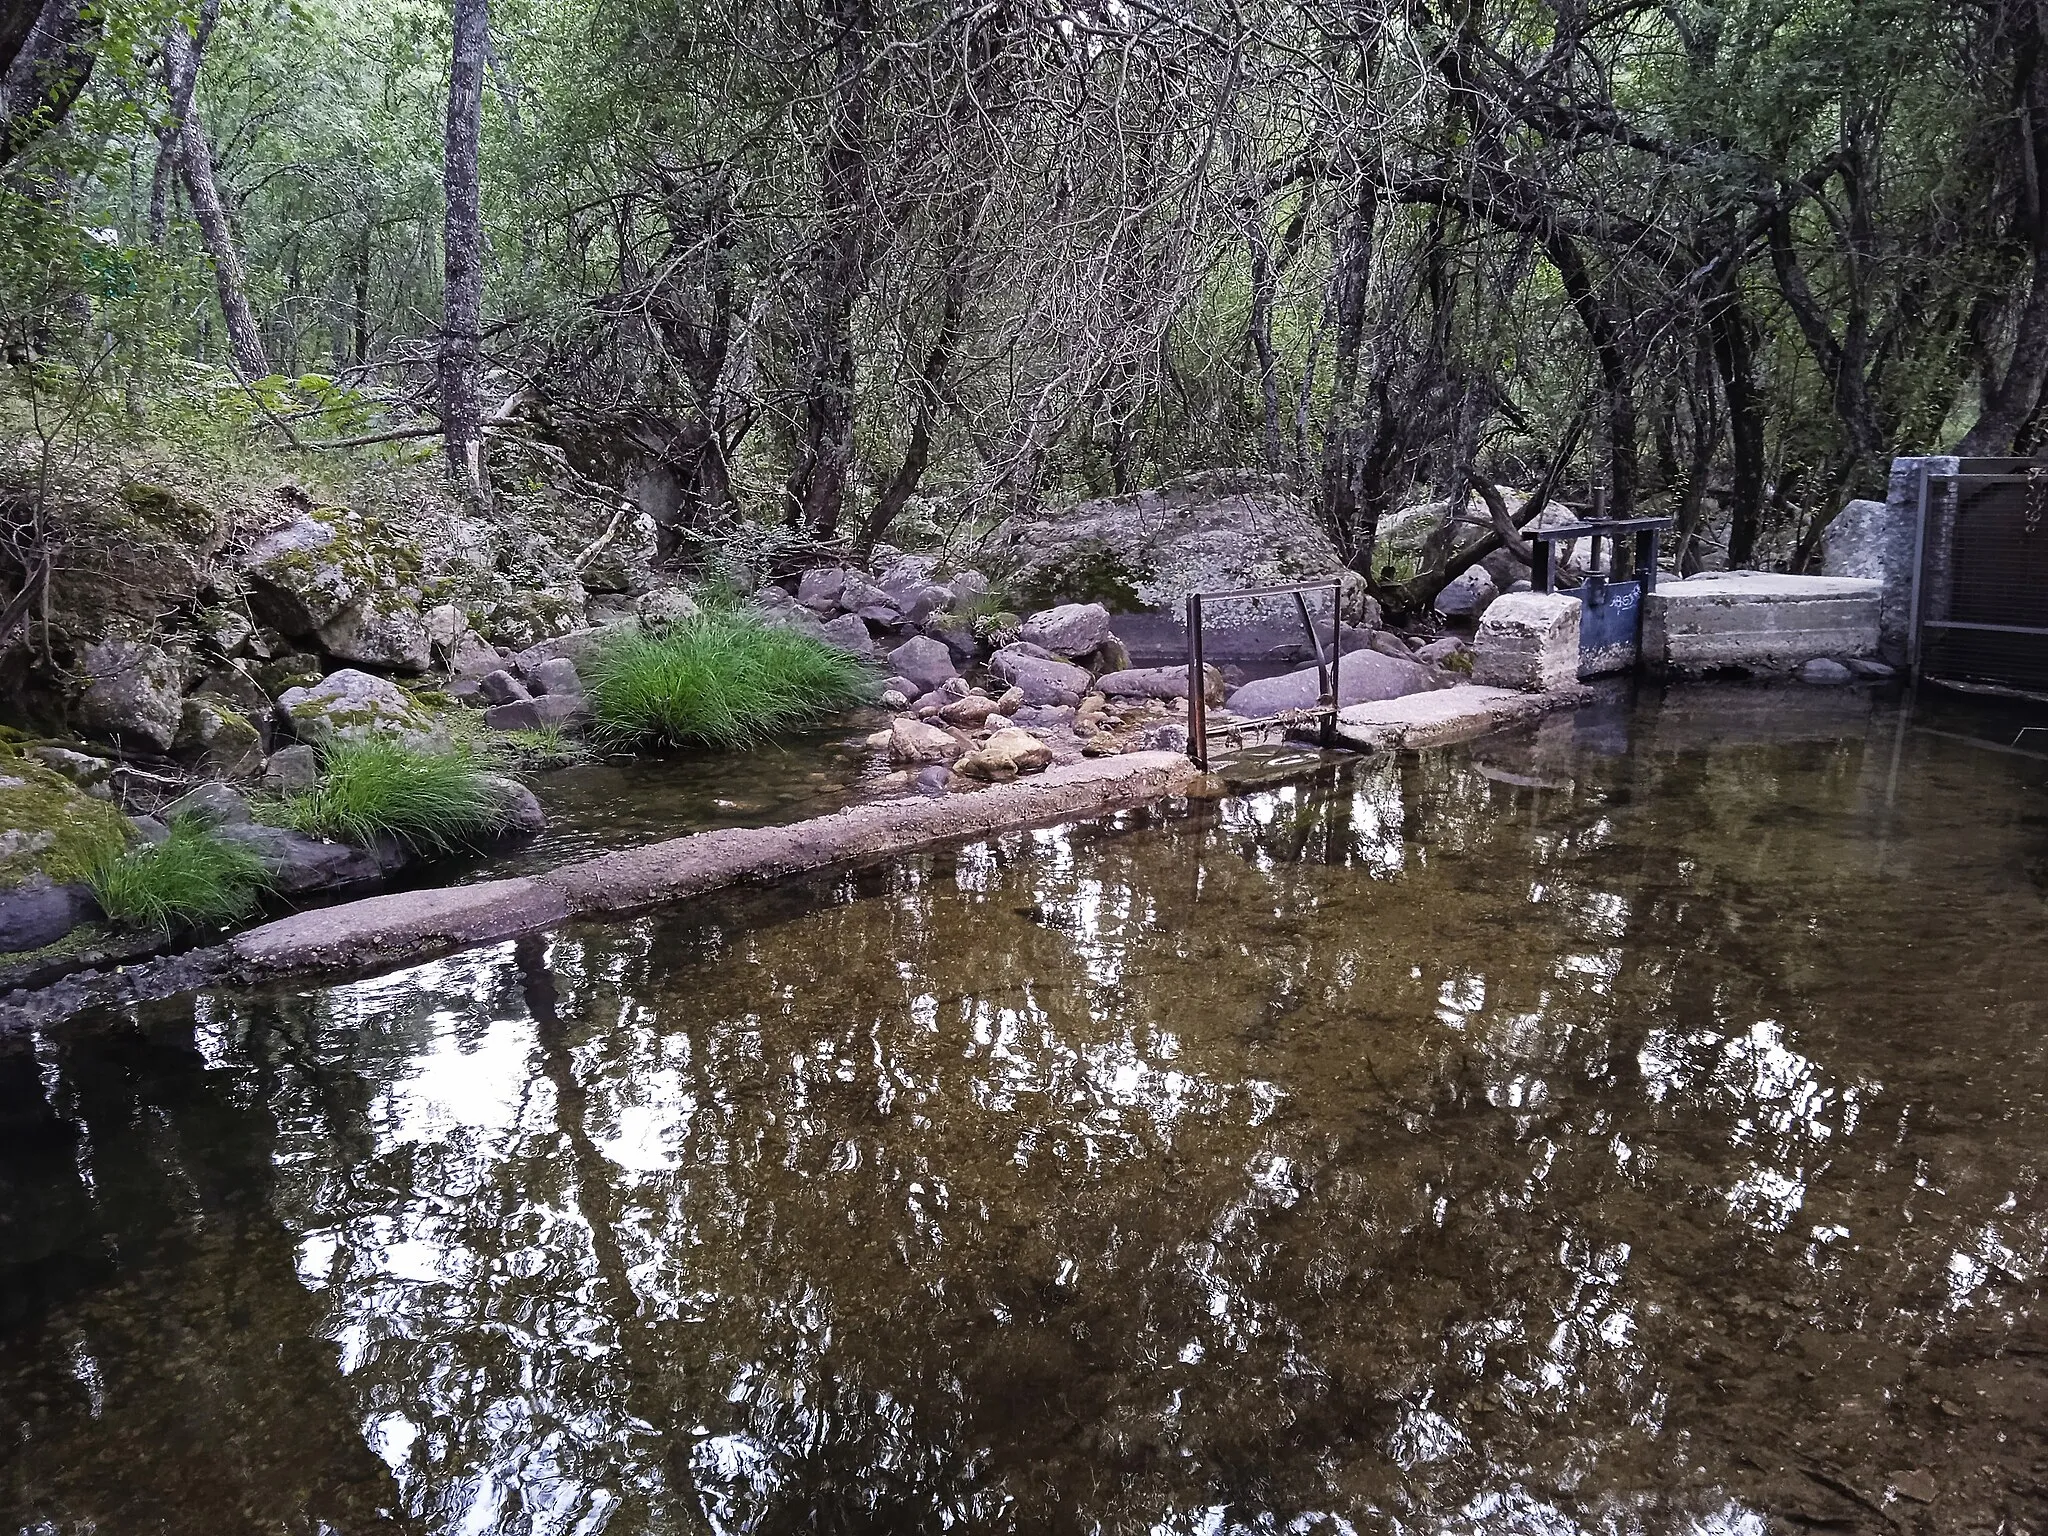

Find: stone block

[1472,592,1582,692]
[1643,573,1880,676]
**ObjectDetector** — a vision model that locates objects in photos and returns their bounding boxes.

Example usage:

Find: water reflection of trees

[5,706,2047,1533]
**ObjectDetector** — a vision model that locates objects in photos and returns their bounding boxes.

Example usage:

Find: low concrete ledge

[233,877,571,974]
[230,752,1202,978]
[1332,684,1588,753]
[1644,572,1881,675]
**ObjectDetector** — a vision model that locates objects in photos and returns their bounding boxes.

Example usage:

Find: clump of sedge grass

[485,724,593,771]
[585,610,875,749]
[282,736,507,851]
[90,817,271,931]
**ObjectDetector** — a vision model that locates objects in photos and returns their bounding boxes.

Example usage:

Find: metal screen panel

[1918,470,2048,697]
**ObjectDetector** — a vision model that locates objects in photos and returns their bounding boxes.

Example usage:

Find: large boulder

[40,483,220,641]
[316,592,433,673]
[74,638,184,752]
[1097,664,1227,703]
[238,512,365,635]
[1434,565,1500,620]
[1020,602,1114,657]
[988,645,1092,706]
[889,717,965,765]
[986,470,1344,623]
[1823,498,1888,581]
[1223,650,1437,716]
[887,636,958,695]
[818,613,879,660]
[277,668,442,749]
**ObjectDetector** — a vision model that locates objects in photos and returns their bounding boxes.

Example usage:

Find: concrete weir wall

[230,752,1202,977]
[1643,572,1882,675]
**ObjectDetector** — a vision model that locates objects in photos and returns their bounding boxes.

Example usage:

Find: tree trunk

[1961,13,2048,455]
[1245,211,1282,474]
[1705,271,1767,566]
[0,0,97,166]
[147,0,216,245]
[160,23,265,378]
[438,0,488,493]
[782,0,874,541]
[1320,183,1378,563]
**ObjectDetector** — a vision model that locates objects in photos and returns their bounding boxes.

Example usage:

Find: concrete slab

[1332,684,1589,752]
[1644,572,1881,675]
[1472,591,1581,691]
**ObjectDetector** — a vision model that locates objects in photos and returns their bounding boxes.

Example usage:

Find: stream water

[4,685,2047,1534]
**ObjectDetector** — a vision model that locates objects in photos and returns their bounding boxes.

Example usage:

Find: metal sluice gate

[1184,580,1342,771]
[1913,459,2048,700]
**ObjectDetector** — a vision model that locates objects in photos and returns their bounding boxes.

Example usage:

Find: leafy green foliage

[585,612,876,749]
[281,737,507,850]
[90,817,271,931]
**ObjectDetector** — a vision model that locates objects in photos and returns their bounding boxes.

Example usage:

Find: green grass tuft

[484,724,593,771]
[90,818,271,932]
[282,736,508,851]
[585,611,876,749]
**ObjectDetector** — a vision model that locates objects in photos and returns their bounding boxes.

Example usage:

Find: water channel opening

[3,684,2045,1533]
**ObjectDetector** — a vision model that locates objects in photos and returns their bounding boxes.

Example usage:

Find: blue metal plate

[1573,577,1643,676]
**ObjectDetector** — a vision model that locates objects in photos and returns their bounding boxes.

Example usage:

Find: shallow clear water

[5,685,2048,1534]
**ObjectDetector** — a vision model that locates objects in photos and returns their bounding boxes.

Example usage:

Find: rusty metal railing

[1185,579,1343,770]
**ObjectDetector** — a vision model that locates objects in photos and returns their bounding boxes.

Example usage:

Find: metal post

[1186,592,1208,770]
[1907,461,1931,674]
[1532,536,1553,593]
[1636,527,1659,595]
[1324,578,1340,748]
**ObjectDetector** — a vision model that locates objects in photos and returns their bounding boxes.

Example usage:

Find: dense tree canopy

[3,0,2043,587]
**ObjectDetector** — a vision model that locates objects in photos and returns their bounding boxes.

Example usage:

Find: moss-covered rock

[276,667,445,749]
[74,638,185,752]
[0,757,130,887]
[172,698,265,779]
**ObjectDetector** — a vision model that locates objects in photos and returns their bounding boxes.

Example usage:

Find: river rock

[939,694,1001,728]
[988,645,1091,706]
[954,727,1054,781]
[1223,650,1437,716]
[75,638,184,753]
[27,747,113,797]
[163,781,253,825]
[172,699,265,779]
[839,574,901,624]
[798,567,850,611]
[479,774,546,838]
[263,745,320,791]
[920,611,982,662]
[1021,602,1113,657]
[484,694,591,732]
[638,589,702,631]
[913,764,953,796]
[987,469,1342,617]
[1414,636,1469,667]
[1823,498,1888,581]
[211,821,384,895]
[478,669,530,705]
[950,570,990,607]
[278,668,442,749]
[1096,664,1226,703]
[1010,705,1075,730]
[1797,657,1854,685]
[819,613,879,660]
[317,593,433,673]
[889,717,965,765]
[1091,633,1132,674]
[529,658,583,696]
[0,875,94,954]
[1434,566,1499,619]
[888,636,958,695]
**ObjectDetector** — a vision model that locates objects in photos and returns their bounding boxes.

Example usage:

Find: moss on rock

[0,757,132,887]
